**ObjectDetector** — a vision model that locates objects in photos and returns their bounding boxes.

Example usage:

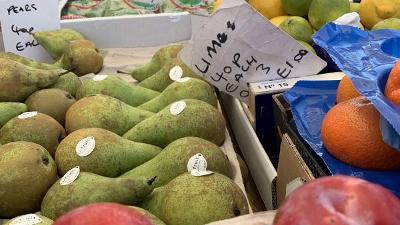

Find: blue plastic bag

[313,23,400,150]
[284,80,400,197]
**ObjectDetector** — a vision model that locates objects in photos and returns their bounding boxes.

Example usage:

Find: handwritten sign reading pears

[0,0,60,61]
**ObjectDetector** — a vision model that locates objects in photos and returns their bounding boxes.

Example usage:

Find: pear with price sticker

[76,75,160,107]
[56,128,162,177]
[127,44,183,82]
[41,169,156,220]
[123,99,226,148]
[139,172,249,225]
[121,137,232,187]
[138,58,202,92]
[0,58,66,102]
[138,78,217,113]
[0,142,57,218]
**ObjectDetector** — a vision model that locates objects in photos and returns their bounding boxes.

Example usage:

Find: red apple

[274,175,400,225]
[53,203,154,225]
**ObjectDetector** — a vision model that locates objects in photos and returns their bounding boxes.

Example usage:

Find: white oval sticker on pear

[176,77,191,83]
[93,75,108,81]
[9,214,42,225]
[169,65,183,81]
[187,153,208,172]
[18,111,38,119]
[76,136,96,157]
[191,170,214,177]
[170,100,186,116]
[60,166,80,186]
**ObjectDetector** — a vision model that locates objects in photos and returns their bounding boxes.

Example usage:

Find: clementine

[336,76,361,103]
[321,97,400,170]
[385,61,400,106]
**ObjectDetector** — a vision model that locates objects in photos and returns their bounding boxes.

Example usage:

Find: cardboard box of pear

[0,46,252,224]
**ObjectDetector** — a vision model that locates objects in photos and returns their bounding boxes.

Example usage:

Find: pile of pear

[0,41,250,225]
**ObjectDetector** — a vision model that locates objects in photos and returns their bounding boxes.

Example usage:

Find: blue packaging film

[284,80,400,197]
[313,23,400,150]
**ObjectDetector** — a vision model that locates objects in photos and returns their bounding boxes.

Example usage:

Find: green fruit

[129,44,183,82]
[76,75,160,107]
[372,18,400,31]
[41,172,156,220]
[279,16,314,43]
[3,215,53,225]
[0,102,27,128]
[56,128,162,177]
[139,173,249,225]
[350,2,360,13]
[0,58,65,102]
[308,0,350,30]
[25,88,76,125]
[0,112,66,157]
[33,28,85,60]
[50,72,82,97]
[138,58,202,92]
[138,78,217,113]
[55,39,103,76]
[65,95,154,135]
[282,0,312,16]
[0,52,59,70]
[121,137,232,187]
[297,40,316,54]
[129,207,166,225]
[0,142,57,218]
[123,99,226,148]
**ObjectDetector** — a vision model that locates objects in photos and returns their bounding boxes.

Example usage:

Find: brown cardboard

[276,134,314,206]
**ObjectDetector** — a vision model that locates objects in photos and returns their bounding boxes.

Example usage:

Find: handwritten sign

[180,1,327,102]
[0,0,60,61]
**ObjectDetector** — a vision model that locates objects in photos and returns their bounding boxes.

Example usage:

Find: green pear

[50,72,82,97]
[41,172,156,220]
[0,141,57,218]
[138,58,202,92]
[139,173,249,225]
[0,102,27,127]
[33,28,85,60]
[0,58,65,102]
[124,99,225,147]
[25,88,76,125]
[55,39,103,76]
[372,18,400,31]
[0,112,66,157]
[138,78,217,112]
[128,44,183,81]
[0,52,60,70]
[76,75,160,106]
[130,206,166,225]
[65,94,154,135]
[56,128,162,177]
[3,215,53,225]
[121,137,232,187]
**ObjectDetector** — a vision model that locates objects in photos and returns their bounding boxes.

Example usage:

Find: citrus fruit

[308,0,350,30]
[248,0,287,19]
[270,16,291,27]
[385,61,400,105]
[279,16,313,43]
[274,176,400,225]
[282,0,312,17]
[297,40,316,54]
[372,18,400,31]
[360,0,400,30]
[336,76,361,103]
[321,96,400,170]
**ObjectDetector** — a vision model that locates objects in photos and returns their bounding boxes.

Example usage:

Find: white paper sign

[180,1,327,103]
[0,0,60,61]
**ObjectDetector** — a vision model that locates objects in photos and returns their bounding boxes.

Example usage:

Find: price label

[9,214,42,225]
[93,75,109,81]
[60,166,80,186]
[76,136,96,157]
[169,66,184,81]
[180,1,326,103]
[187,153,208,172]
[0,0,60,61]
[18,111,37,119]
[170,100,186,115]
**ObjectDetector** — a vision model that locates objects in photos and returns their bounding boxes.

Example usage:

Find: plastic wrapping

[284,80,400,197]
[313,23,400,150]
